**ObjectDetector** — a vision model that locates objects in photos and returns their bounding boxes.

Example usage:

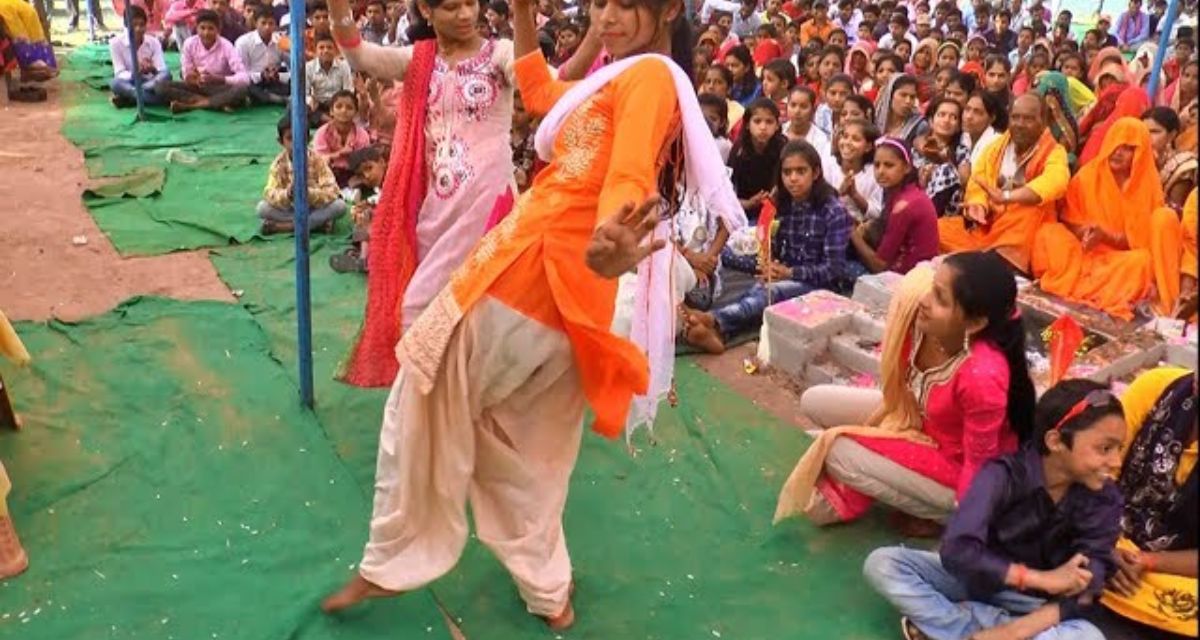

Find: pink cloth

[852,340,1017,497]
[313,121,371,170]
[875,181,939,274]
[820,339,1018,520]
[181,34,249,86]
[164,0,204,28]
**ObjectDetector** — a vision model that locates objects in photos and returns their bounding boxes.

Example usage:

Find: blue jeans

[863,548,1105,640]
[257,200,347,229]
[712,279,814,337]
[110,71,171,106]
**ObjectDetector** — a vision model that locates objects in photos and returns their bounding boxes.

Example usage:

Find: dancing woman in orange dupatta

[334,0,516,388]
[320,0,745,628]
[1033,118,1184,319]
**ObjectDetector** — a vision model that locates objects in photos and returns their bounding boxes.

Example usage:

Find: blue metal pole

[124,5,145,120]
[288,0,315,408]
[1147,0,1180,99]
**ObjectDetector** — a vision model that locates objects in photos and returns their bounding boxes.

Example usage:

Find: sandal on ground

[260,220,294,235]
[329,250,366,273]
[10,86,47,103]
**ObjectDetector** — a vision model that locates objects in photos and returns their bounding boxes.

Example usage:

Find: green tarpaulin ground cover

[60,46,284,256]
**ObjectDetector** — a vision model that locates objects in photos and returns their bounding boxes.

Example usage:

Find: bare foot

[683,321,725,354]
[320,574,403,613]
[0,516,29,581]
[542,600,575,630]
[540,580,577,631]
[687,309,717,330]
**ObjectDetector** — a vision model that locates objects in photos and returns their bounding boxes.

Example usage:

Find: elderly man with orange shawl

[938,93,1070,273]
[1032,118,1185,319]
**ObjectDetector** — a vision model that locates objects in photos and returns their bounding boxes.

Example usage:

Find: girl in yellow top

[1093,367,1198,638]
[320,0,745,629]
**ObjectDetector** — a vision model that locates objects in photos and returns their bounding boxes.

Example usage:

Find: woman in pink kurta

[337,23,516,387]
[796,252,1036,531]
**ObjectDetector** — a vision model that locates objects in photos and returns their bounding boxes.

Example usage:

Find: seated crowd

[24,0,1191,637]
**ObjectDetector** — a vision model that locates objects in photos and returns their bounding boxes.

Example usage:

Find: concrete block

[851,310,886,343]
[851,271,904,313]
[803,361,841,386]
[1165,341,1198,368]
[756,328,828,376]
[762,290,863,344]
[829,333,882,377]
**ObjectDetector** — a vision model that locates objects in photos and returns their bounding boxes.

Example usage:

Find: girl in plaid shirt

[683,140,852,354]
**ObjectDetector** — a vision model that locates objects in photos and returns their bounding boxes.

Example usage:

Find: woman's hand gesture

[585,195,667,279]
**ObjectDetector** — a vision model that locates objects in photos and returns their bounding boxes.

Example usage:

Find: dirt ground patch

[0,82,233,322]
[692,342,815,431]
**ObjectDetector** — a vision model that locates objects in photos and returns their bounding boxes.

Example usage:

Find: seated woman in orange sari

[1032,117,1183,319]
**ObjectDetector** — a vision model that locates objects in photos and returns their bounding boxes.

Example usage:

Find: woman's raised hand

[585,195,667,279]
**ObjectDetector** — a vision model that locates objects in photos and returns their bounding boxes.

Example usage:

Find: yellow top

[0,310,30,366]
[1121,366,1196,485]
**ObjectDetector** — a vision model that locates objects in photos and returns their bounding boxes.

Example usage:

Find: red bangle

[334,31,362,49]
[1015,563,1028,591]
[1142,554,1156,573]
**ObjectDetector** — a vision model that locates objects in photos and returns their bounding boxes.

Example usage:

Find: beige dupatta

[773,266,936,523]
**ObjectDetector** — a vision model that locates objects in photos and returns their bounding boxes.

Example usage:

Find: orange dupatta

[1066,117,1166,248]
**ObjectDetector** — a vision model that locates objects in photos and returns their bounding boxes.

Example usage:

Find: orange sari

[1184,189,1198,282]
[1033,118,1183,318]
[939,129,1069,272]
[398,51,681,438]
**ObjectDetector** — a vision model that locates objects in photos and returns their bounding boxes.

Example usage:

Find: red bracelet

[1015,563,1028,591]
[334,31,362,49]
[1142,554,1156,573]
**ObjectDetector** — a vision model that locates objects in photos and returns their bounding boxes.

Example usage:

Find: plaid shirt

[774,196,852,288]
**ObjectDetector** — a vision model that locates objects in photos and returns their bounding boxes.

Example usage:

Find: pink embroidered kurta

[342,38,516,331]
[826,337,1019,518]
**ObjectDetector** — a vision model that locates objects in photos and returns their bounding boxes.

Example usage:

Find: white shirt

[967,126,1000,166]
[842,164,885,222]
[877,31,919,52]
[699,0,740,22]
[305,57,353,104]
[382,16,410,46]
[834,10,862,44]
[234,30,289,83]
[799,124,844,189]
[109,32,167,81]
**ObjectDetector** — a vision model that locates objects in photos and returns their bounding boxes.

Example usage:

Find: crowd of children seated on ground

[6,0,1194,635]
[91,0,1199,316]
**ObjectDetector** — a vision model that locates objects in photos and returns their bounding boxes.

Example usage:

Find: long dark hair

[944,251,1037,444]
[924,96,964,143]
[773,139,838,213]
[405,0,440,41]
[729,97,785,161]
[725,44,758,96]
[969,89,1008,132]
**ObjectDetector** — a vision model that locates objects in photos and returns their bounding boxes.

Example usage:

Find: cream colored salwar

[358,296,584,617]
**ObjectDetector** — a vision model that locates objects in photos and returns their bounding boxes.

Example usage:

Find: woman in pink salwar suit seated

[775,251,1037,537]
